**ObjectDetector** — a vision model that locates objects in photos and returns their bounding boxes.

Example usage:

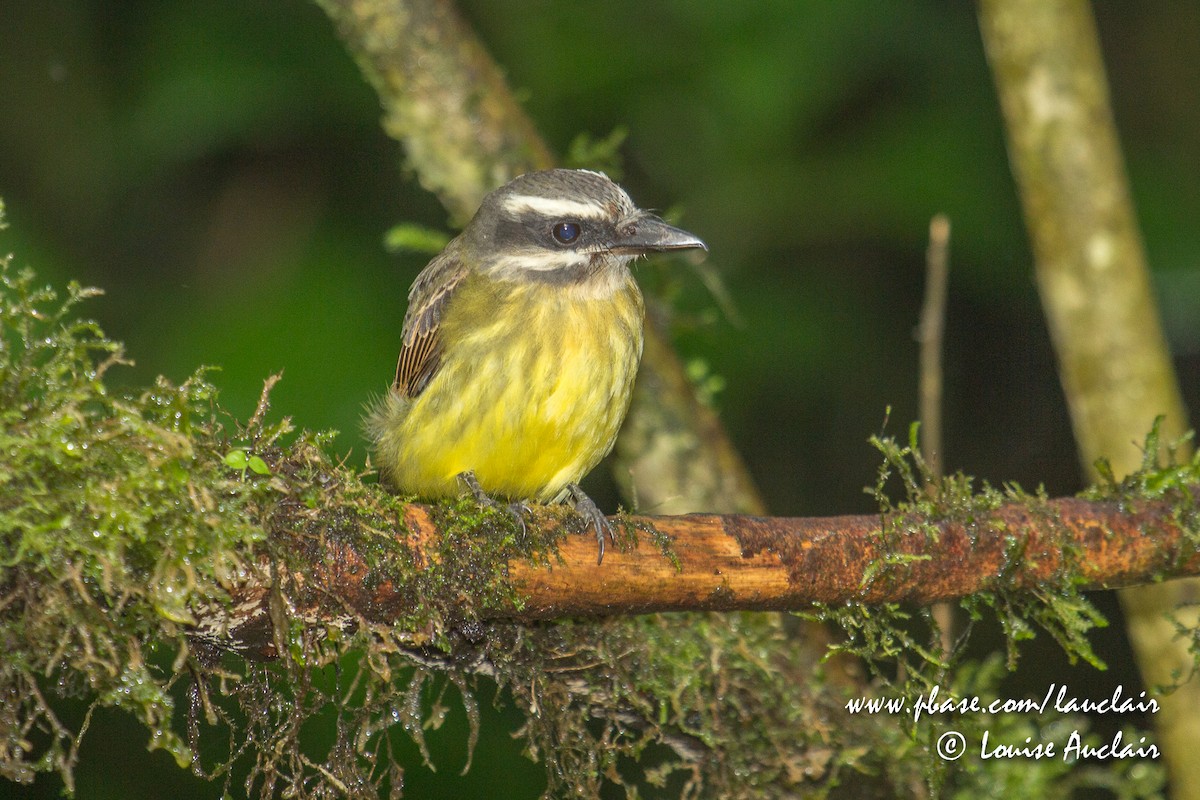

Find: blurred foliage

[0,1,1197,797]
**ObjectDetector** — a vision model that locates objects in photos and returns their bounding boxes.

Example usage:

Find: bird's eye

[552,221,581,244]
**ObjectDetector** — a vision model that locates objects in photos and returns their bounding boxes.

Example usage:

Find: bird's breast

[386,272,645,501]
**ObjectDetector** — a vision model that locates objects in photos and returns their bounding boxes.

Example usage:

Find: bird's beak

[608,212,708,257]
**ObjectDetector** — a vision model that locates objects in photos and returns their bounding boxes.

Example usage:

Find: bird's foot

[457,471,529,537]
[505,500,533,540]
[566,483,616,565]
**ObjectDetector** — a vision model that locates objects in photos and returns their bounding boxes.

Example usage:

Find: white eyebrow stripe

[490,251,593,273]
[503,194,609,219]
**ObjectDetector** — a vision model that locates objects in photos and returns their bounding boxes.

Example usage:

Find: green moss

[0,217,1171,799]
[1086,420,1200,569]
[0,242,277,786]
[0,241,844,798]
[861,423,1111,669]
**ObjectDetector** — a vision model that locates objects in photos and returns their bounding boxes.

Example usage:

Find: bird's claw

[505,500,531,539]
[456,474,613,560]
[566,483,615,565]
[457,471,528,537]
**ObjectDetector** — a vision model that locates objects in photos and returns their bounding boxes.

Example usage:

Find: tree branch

[3,235,1184,797]
[210,482,1200,656]
[980,1,1200,792]
[493,493,1200,615]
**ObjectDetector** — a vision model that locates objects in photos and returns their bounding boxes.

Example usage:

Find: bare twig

[918,214,950,485]
[918,214,955,654]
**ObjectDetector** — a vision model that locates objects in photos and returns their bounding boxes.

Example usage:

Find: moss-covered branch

[212,480,1200,654]
[0,251,868,797]
[0,243,1170,797]
[3,0,1186,794]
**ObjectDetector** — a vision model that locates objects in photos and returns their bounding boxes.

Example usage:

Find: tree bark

[979,1,1199,794]
[209,487,1200,653]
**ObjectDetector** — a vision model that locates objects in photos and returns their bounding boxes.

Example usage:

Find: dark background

[1,2,1197,797]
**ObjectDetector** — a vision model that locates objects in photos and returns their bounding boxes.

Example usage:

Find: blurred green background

[1,1,1197,797]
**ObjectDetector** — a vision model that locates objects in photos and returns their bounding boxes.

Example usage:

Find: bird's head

[461,169,707,284]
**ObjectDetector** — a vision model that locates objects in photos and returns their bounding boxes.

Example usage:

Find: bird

[366,168,707,563]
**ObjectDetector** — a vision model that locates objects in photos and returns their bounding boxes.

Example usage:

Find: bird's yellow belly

[376,278,643,502]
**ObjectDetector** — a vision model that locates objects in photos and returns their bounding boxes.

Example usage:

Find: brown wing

[393,249,468,398]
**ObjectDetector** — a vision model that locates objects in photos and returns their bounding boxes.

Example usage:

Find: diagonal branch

[315,0,766,515]
[980,1,1200,792]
